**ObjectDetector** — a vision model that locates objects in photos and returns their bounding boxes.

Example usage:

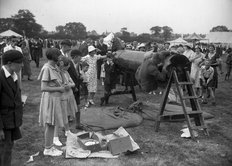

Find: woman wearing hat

[81,45,106,106]
[189,46,206,96]
[183,43,195,60]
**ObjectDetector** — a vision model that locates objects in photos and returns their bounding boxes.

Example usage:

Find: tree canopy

[210,25,229,32]
[0,9,43,37]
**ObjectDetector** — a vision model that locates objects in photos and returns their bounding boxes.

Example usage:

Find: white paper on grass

[180,128,198,138]
[26,152,39,163]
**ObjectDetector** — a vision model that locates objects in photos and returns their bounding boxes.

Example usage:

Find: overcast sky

[0,0,232,34]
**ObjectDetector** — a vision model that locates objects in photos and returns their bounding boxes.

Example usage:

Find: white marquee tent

[168,37,188,46]
[204,32,232,44]
[0,30,22,37]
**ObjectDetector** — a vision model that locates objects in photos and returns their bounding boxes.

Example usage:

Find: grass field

[11,53,232,166]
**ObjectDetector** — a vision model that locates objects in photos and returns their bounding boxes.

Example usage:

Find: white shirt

[3,44,22,53]
[183,49,195,60]
[60,49,69,57]
[2,65,18,82]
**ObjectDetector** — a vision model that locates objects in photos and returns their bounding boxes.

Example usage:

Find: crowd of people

[1,34,232,164]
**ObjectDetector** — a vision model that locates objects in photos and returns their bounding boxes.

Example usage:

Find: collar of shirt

[60,49,69,57]
[2,65,18,82]
[4,45,22,53]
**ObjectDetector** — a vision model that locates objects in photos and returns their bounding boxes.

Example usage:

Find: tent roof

[205,32,232,44]
[185,33,203,40]
[0,30,22,37]
[168,37,188,44]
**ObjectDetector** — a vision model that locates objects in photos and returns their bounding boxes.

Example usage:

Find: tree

[0,18,16,33]
[63,22,87,39]
[150,26,162,36]
[121,27,127,32]
[162,26,173,41]
[210,25,229,32]
[136,33,151,42]
[120,31,131,42]
[12,9,43,37]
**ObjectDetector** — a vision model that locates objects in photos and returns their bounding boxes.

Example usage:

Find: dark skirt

[22,58,32,76]
[200,78,214,88]
[80,83,88,96]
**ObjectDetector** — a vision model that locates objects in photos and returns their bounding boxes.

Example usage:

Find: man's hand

[0,130,5,141]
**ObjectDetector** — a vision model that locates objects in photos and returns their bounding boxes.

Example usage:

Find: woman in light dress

[189,46,205,96]
[81,45,106,106]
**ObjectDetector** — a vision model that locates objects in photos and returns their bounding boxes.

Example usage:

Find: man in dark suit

[31,37,43,68]
[68,49,84,130]
[96,37,108,79]
[0,50,24,166]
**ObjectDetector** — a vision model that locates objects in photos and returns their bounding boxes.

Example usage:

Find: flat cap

[70,49,82,57]
[60,39,72,46]
[2,50,23,65]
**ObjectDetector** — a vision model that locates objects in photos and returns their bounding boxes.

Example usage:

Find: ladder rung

[191,125,207,130]
[163,111,202,116]
[186,111,203,115]
[177,82,193,85]
[182,96,199,100]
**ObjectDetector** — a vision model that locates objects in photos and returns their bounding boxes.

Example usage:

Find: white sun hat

[88,45,96,53]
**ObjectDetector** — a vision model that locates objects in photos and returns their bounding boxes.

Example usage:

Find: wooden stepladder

[155,68,209,140]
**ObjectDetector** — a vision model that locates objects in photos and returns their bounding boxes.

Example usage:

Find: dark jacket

[97,43,108,55]
[104,62,116,85]
[0,68,23,130]
[67,60,81,88]
[67,60,83,105]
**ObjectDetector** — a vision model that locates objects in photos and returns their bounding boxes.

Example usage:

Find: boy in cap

[0,50,24,166]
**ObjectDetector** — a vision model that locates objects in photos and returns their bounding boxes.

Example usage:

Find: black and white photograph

[0,0,232,165]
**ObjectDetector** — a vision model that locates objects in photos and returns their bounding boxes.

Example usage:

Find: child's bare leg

[45,124,55,148]
[209,87,216,104]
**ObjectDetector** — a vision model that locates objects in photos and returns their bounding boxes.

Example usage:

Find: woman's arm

[41,81,64,92]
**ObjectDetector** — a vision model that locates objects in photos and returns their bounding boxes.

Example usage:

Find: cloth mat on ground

[140,101,214,121]
[81,107,143,131]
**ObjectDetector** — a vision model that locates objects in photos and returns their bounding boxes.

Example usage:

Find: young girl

[80,61,89,109]
[53,56,78,146]
[38,48,65,156]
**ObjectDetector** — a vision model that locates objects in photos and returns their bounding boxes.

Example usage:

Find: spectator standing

[81,46,106,106]
[100,53,117,106]
[31,37,43,68]
[3,36,23,89]
[53,56,77,146]
[225,48,232,80]
[205,45,219,92]
[96,37,108,79]
[0,50,24,166]
[37,48,64,156]
[68,49,84,130]
[80,62,89,110]
[189,46,205,96]
[21,41,33,81]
